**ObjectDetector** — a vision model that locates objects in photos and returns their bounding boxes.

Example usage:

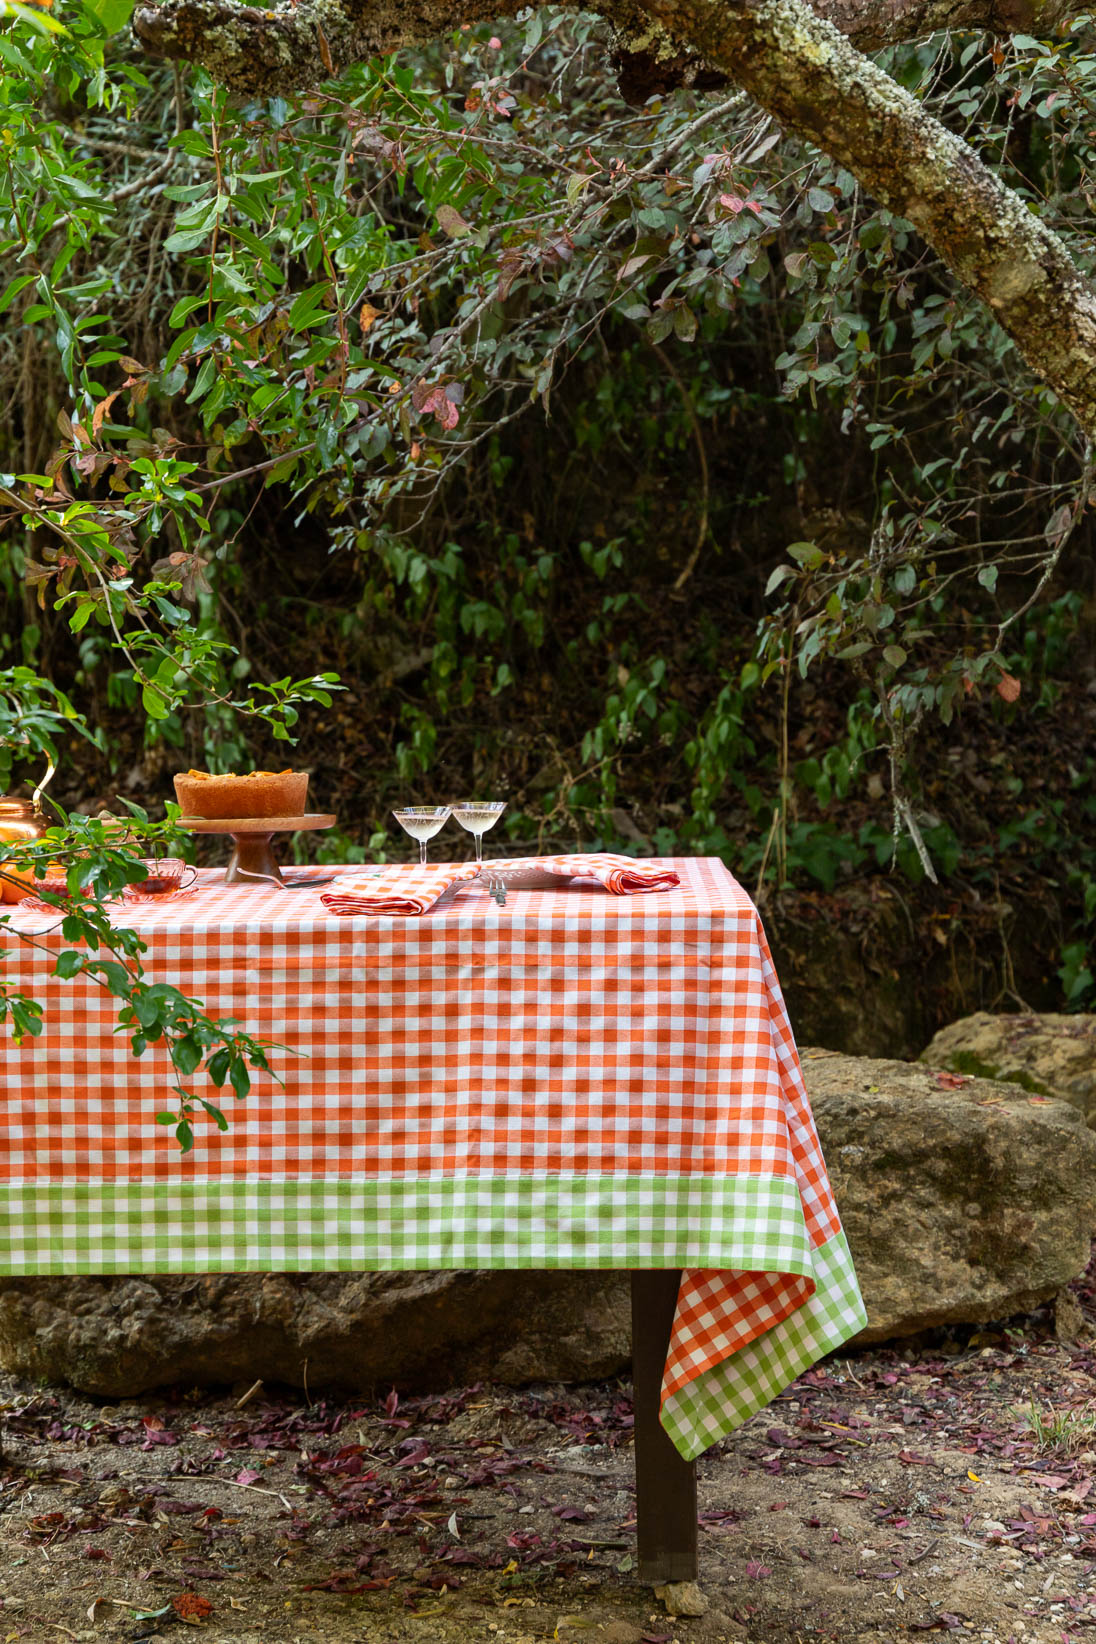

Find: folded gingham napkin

[320,862,481,916]
[497,853,680,895]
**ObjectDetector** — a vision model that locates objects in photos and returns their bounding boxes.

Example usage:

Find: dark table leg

[631,1269,698,1584]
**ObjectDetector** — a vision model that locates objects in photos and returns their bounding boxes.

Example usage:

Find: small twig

[753,805,781,905]
[568,1537,632,1549]
[895,795,938,887]
[234,1378,264,1410]
[640,337,711,595]
[219,1477,293,1510]
[907,1537,940,1565]
[544,1464,619,1481]
[996,445,1093,647]
[632,92,748,180]
[66,132,171,163]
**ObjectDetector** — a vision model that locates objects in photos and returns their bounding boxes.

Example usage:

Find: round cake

[173,769,309,820]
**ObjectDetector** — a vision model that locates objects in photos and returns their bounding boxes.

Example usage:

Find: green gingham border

[660,1229,868,1459]
[0,1174,815,1276]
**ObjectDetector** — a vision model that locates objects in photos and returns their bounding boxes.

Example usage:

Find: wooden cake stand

[179,814,336,886]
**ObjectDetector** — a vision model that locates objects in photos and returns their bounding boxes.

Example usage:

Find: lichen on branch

[132,0,1092,94]
[132,0,520,94]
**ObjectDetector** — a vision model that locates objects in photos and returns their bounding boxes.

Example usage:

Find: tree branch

[812,0,1082,49]
[131,0,521,95]
[641,0,1096,436]
[132,0,1092,96]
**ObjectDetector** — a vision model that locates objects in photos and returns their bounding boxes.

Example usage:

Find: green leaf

[173,196,223,232]
[0,274,37,318]
[436,203,472,237]
[672,306,697,344]
[977,565,998,592]
[168,292,207,328]
[164,227,215,255]
[207,1046,231,1086]
[86,0,137,33]
[288,284,330,332]
[229,1057,251,1101]
[141,683,170,720]
[645,311,674,345]
[3,1,68,34]
[765,564,796,596]
[186,353,217,403]
[172,1034,203,1077]
[197,1096,229,1131]
[54,951,84,978]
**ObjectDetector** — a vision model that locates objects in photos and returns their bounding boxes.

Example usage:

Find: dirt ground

[1,1252,1094,1644]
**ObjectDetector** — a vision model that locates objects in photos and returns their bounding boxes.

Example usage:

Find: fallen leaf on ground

[172,1592,214,1623]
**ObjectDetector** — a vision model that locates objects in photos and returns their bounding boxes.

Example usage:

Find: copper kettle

[0,796,47,903]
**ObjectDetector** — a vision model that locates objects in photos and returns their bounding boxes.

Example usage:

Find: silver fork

[485,874,507,907]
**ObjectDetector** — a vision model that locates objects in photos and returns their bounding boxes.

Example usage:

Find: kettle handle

[31,757,56,815]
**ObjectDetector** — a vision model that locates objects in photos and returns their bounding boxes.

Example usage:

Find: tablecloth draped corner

[657,907,868,1458]
[661,1227,868,1460]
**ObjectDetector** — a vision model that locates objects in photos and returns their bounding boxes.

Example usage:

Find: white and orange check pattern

[0,857,865,1459]
[320,861,481,915]
[494,854,682,894]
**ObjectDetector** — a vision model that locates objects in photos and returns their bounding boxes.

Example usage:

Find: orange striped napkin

[320,862,481,916]
[497,853,680,894]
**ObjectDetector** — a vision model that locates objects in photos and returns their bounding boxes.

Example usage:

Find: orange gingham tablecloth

[0,856,866,1458]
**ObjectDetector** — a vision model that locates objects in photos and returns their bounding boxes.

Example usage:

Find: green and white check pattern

[0,1173,815,1274]
[661,1230,867,1459]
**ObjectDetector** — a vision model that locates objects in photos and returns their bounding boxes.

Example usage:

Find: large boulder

[922,1012,1096,1126]
[2,1054,1094,1394]
[0,1269,630,1398]
[803,1049,1096,1340]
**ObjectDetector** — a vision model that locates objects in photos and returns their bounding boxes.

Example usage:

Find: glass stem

[420,840,428,866]
[475,832,483,865]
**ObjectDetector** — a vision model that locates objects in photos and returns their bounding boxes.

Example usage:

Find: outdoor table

[0,856,866,1583]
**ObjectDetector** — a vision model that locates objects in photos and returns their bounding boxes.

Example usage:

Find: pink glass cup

[122,858,197,903]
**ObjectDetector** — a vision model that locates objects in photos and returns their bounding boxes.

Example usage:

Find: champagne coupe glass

[392,805,452,865]
[450,801,506,865]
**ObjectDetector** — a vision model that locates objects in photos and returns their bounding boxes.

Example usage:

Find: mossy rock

[922,1013,1096,1126]
[802,1050,1096,1341]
